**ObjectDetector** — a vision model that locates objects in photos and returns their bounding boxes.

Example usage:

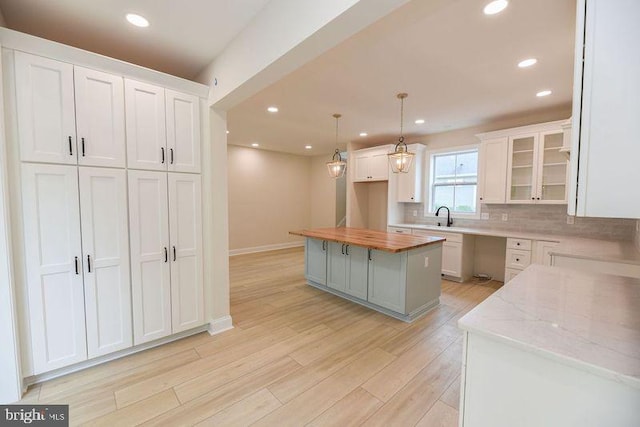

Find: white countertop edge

[548,249,640,266]
[458,320,640,390]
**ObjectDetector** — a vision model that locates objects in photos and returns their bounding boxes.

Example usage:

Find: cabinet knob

[410,197,414,200]
[516,258,520,262]
[516,242,520,246]
[480,197,483,201]
[531,197,535,200]
[537,197,540,200]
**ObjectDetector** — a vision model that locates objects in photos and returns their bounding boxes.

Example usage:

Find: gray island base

[291,228,445,322]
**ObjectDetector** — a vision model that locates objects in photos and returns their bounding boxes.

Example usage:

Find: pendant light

[326,113,347,178]
[388,93,415,174]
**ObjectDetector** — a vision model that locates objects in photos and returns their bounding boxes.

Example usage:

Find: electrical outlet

[567,216,575,225]
[481,213,489,220]
[501,213,508,221]
[424,257,429,267]
[412,210,418,217]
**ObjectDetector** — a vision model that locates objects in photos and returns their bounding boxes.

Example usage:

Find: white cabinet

[168,173,204,333]
[125,80,167,171]
[166,90,201,173]
[74,67,125,168]
[478,137,508,204]
[128,170,172,344]
[412,229,472,282]
[507,129,568,204]
[533,240,558,266]
[78,167,131,358]
[353,146,392,182]
[21,164,86,374]
[387,226,412,234]
[396,144,425,203]
[125,81,201,173]
[128,170,204,343]
[15,52,77,165]
[569,0,640,219]
[504,238,533,283]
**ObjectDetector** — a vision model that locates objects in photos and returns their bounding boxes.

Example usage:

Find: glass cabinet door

[537,131,568,203]
[507,134,537,203]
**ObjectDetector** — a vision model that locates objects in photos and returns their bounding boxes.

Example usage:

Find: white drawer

[387,226,412,235]
[507,238,532,251]
[504,268,522,283]
[412,229,463,243]
[506,249,532,270]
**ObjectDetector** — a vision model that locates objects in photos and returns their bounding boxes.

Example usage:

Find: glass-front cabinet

[507,130,568,204]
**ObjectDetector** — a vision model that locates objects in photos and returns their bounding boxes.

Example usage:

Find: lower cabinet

[327,242,368,300]
[21,164,132,374]
[305,238,327,285]
[367,250,406,313]
[128,170,204,345]
[411,229,473,282]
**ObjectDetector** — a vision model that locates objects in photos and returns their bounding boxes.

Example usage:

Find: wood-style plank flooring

[20,247,500,426]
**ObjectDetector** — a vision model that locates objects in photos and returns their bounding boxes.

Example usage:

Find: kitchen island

[290,227,445,322]
[458,265,640,426]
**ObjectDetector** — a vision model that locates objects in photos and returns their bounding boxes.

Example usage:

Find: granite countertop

[389,223,640,266]
[458,265,640,388]
[289,227,445,253]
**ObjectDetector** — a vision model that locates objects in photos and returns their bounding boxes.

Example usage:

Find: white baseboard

[208,315,234,335]
[229,241,304,256]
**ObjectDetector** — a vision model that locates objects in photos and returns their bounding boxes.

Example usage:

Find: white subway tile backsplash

[404,204,636,241]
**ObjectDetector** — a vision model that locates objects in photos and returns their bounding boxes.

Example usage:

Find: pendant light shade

[388,93,415,174]
[327,114,346,178]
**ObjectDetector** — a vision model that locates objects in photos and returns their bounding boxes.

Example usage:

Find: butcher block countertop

[289,227,445,253]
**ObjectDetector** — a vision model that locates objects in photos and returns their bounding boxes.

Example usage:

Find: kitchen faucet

[435,206,453,227]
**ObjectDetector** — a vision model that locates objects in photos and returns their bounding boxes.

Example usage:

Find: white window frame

[424,144,480,219]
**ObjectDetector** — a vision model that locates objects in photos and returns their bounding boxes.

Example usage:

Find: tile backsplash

[403,204,636,241]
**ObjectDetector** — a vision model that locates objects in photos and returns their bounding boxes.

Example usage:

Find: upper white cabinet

[168,173,204,333]
[125,80,167,171]
[21,163,86,374]
[569,0,640,218]
[477,137,508,204]
[353,145,392,182]
[396,144,425,203]
[166,90,201,173]
[15,52,77,164]
[74,67,125,167]
[78,167,132,358]
[126,81,201,173]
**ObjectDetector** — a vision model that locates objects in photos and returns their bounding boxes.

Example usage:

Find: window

[429,149,478,214]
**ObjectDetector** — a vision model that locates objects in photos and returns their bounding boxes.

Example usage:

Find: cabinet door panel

[346,245,368,300]
[506,134,538,203]
[166,90,201,173]
[367,250,406,313]
[479,138,507,204]
[369,153,390,181]
[441,242,462,277]
[354,155,369,181]
[15,52,76,164]
[168,173,204,333]
[305,238,327,285]
[75,67,125,167]
[327,242,347,293]
[125,79,167,171]
[79,168,131,358]
[128,170,172,344]
[21,164,86,373]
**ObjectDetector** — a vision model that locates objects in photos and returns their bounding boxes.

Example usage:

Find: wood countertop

[289,227,445,253]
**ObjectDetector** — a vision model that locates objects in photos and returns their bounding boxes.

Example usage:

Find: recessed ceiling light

[536,90,552,97]
[359,132,368,137]
[304,145,312,149]
[126,13,149,28]
[518,58,537,68]
[415,119,425,124]
[226,130,229,134]
[267,106,279,113]
[483,0,508,15]
[251,143,259,147]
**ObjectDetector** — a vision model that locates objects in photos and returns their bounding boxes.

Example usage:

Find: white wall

[310,154,339,228]
[227,145,314,252]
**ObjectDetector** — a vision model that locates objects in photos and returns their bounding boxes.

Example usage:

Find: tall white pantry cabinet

[10,50,205,376]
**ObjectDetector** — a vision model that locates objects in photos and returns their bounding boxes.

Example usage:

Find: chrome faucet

[435,206,453,227]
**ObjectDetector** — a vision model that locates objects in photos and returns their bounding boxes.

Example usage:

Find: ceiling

[0,0,270,79]
[227,0,576,155]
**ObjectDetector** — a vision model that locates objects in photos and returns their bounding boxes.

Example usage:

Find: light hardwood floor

[20,247,500,426]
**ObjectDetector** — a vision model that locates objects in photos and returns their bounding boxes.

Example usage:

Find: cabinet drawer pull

[345,245,349,255]
[161,147,165,164]
[322,241,326,251]
[164,247,168,262]
[341,244,345,255]
[87,254,91,272]
[170,148,174,164]
[368,249,372,261]
[81,137,86,156]
[173,246,177,261]
[74,256,79,274]
[68,136,73,156]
